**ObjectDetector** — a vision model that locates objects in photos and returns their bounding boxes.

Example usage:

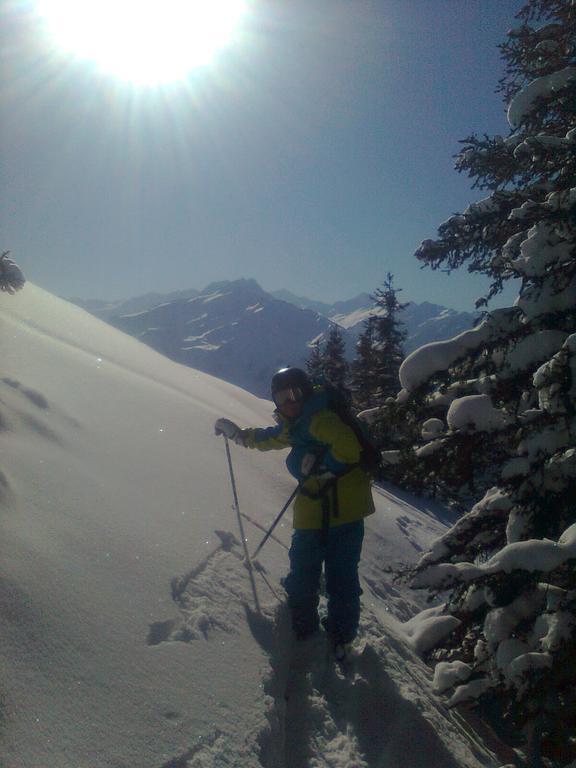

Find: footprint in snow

[147,529,253,646]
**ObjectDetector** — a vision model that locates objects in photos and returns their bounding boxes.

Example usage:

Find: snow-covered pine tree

[322,325,349,388]
[402,1,576,764]
[393,308,521,505]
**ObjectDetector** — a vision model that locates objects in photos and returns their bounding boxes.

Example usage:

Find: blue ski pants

[284,520,364,643]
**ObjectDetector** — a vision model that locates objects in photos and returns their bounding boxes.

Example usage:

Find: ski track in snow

[395,515,424,552]
[148,525,497,768]
[252,605,495,768]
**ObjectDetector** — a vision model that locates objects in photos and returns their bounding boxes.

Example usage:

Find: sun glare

[36,0,247,84]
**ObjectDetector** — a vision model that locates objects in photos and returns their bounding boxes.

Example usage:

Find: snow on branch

[399,309,520,393]
[447,394,511,432]
[510,220,574,277]
[416,487,513,569]
[515,271,576,320]
[507,66,576,128]
[413,522,576,591]
[401,604,461,656]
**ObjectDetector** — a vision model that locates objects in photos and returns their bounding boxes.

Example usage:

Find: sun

[36,0,247,84]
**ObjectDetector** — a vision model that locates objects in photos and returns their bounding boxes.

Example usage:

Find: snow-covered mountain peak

[110,281,338,397]
[203,277,268,296]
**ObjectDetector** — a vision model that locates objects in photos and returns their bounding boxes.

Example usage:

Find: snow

[507,199,541,221]
[546,184,576,210]
[421,418,445,441]
[409,488,512,572]
[506,652,552,689]
[447,679,495,708]
[330,306,377,328]
[416,439,448,459]
[446,395,510,433]
[536,608,576,653]
[398,310,519,393]
[510,221,573,277]
[463,197,502,217]
[380,449,402,465]
[202,290,228,303]
[414,521,576,590]
[402,605,461,656]
[414,580,572,705]
[507,66,576,128]
[399,328,486,392]
[515,270,576,320]
[434,661,474,694]
[0,285,500,767]
[502,330,568,375]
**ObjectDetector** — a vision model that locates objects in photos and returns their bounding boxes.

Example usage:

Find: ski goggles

[273,387,304,406]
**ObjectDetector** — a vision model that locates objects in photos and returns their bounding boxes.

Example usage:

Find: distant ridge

[71,280,478,397]
[91,279,340,398]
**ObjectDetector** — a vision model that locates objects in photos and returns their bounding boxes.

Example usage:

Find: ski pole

[251,484,299,560]
[251,451,327,560]
[223,436,261,614]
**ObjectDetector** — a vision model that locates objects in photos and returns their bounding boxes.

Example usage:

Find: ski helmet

[270,367,313,401]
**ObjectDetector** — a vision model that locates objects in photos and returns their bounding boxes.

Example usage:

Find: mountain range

[70,279,479,398]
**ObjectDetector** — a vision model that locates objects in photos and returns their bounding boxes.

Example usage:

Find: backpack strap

[300,476,341,541]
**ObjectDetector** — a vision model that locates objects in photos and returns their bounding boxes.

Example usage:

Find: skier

[0,252,26,294]
[214,367,375,652]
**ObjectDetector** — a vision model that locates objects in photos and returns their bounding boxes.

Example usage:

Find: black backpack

[317,381,383,479]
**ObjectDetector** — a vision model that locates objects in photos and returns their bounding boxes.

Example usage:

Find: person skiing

[0,251,26,294]
[214,367,375,649]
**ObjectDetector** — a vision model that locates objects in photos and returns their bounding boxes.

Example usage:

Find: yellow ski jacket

[241,390,375,530]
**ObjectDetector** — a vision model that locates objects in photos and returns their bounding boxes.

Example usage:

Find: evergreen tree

[352,275,410,454]
[350,316,378,411]
[305,338,325,380]
[403,2,576,763]
[371,273,408,403]
[322,325,349,388]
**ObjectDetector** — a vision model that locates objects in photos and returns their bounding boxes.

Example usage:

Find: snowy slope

[1,286,499,768]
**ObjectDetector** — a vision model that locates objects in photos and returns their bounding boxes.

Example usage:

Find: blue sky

[2,0,524,311]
